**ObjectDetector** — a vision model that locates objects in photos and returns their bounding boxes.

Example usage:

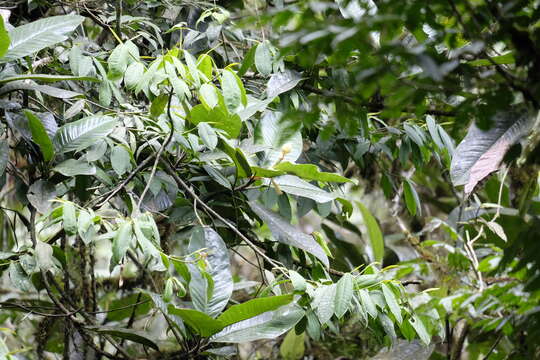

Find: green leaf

[8,262,34,292]
[280,330,305,360]
[184,50,200,86]
[190,104,242,139]
[168,307,224,337]
[2,15,84,63]
[0,16,9,59]
[108,40,139,80]
[274,162,352,183]
[111,145,132,176]
[210,303,304,343]
[218,139,252,178]
[0,140,8,176]
[403,179,421,216]
[86,326,159,351]
[0,74,98,84]
[381,283,402,324]
[111,221,132,268]
[255,41,273,76]
[199,83,219,109]
[409,314,431,345]
[255,112,302,166]
[238,44,256,77]
[220,69,242,113]
[63,202,77,235]
[189,227,233,318]
[249,201,329,267]
[218,295,294,327]
[124,62,145,90]
[198,122,218,150]
[312,284,336,324]
[356,201,384,263]
[273,175,337,203]
[289,270,306,291]
[24,110,54,162]
[358,289,377,318]
[334,273,353,319]
[53,115,117,154]
[467,52,515,67]
[197,53,213,80]
[53,159,96,176]
[0,80,82,98]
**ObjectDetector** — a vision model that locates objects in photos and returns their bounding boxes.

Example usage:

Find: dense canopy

[0,0,539,359]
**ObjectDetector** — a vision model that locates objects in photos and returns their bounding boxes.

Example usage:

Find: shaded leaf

[273,175,337,203]
[86,326,159,350]
[450,108,535,194]
[24,110,54,162]
[53,159,96,176]
[249,201,329,267]
[334,273,353,318]
[357,201,384,263]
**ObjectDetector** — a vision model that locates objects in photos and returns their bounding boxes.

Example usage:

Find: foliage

[0,0,539,359]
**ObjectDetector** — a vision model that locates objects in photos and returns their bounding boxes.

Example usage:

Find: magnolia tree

[0,1,539,359]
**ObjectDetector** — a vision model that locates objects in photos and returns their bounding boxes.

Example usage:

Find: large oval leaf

[53,115,117,154]
[210,303,304,343]
[2,15,84,63]
[249,201,329,267]
[450,108,535,194]
[188,227,233,318]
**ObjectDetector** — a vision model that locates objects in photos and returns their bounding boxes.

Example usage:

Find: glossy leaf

[218,295,294,326]
[111,221,132,268]
[273,175,337,203]
[168,307,224,337]
[334,273,353,319]
[274,161,352,183]
[0,16,9,59]
[210,303,304,343]
[2,15,84,63]
[53,115,117,154]
[53,159,96,176]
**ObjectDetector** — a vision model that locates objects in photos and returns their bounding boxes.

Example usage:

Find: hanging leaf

[0,16,9,59]
[53,115,117,154]
[188,227,233,318]
[86,326,159,351]
[273,162,352,183]
[381,283,403,324]
[111,221,132,268]
[403,179,421,216]
[356,201,384,263]
[273,175,337,203]
[255,111,302,166]
[334,273,353,319]
[63,202,77,235]
[0,74,98,84]
[217,295,294,327]
[280,330,305,360]
[266,70,302,99]
[53,159,96,176]
[24,110,54,162]
[0,140,8,176]
[220,69,242,113]
[312,284,336,324]
[249,201,329,267]
[210,303,304,343]
[450,108,535,194]
[168,307,224,337]
[1,15,84,63]
[255,41,273,76]
[111,145,132,176]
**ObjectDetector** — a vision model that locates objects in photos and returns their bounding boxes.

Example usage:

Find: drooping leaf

[0,80,82,98]
[273,175,337,203]
[0,16,9,59]
[24,110,54,162]
[27,180,56,213]
[266,70,302,99]
[280,330,305,360]
[168,307,224,337]
[2,15,84,63]
[312,284,336,324]
[188,227,233,318]
[218,295,294,327]
[0,74,98,84]
[334,273,353,319]
[403,179,421,216]
[110,145,132,176]
[63,202,77,235]
[86,326,159,351]
[220,69,242,113]
[255,111,302,166]
[218,139,252,178]
[356,201,384,263]
[210,303,304,343]
[254,41,273,76]
[108,40,139,80]
[381,283,403,324]
[274,162,352,183]
[190,104,242,139]
[53,159,96,176]
[0,140,8,176]
[450,108,535,194]
[53,115,117,154]
[249,201,329,267]
[111,221,132,268]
